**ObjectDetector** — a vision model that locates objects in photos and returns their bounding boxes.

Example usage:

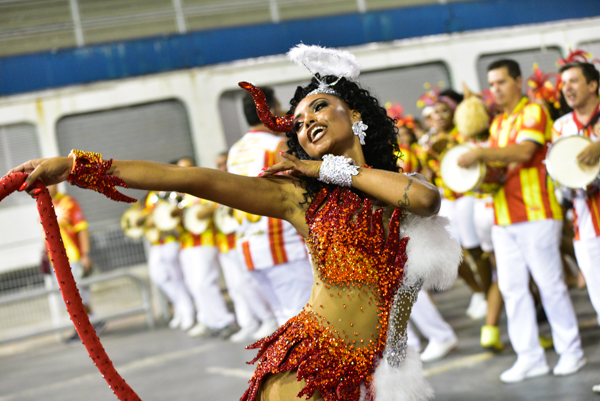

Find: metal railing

[0,270,155,345]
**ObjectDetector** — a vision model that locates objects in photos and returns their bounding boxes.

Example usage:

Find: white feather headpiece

[287,44,361,96]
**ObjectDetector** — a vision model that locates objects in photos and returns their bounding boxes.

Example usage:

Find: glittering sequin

[238,82,294,132]
[384,280,423,368]
[67,149,136,203]
[242,187,410,401]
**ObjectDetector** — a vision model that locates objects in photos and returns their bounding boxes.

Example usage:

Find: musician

[458,59,585,383]
[454,93,504,351]
[213,152,279,343]
[227,86,313,326]
[174,157,237,338]
[426,89,490,321]
[552,56,600,332]
[143,189,195,332]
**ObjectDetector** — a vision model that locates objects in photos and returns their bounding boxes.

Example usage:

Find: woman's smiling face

[293,93,360,159]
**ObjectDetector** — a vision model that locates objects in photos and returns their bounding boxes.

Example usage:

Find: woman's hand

[258,152,322,179]
[7,157,73,192]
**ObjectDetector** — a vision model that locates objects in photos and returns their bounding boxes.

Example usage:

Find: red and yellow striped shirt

[489,97,562,225]
[179,195,217,249]
[51,193,88,262]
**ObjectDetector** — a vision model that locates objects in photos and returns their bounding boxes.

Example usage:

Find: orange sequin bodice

[242,187,408,401]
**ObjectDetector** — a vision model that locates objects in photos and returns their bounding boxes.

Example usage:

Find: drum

[183,204,210,235]
[144,226,161,244]
[214,205,241,234]
[546,135,600,189]
[440,144,504,194]
[153,201,180,231]
[120,207,145,239]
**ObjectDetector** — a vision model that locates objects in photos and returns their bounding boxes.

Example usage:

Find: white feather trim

[372,347,434,401]
[287,44,361,79]
[401,214,462,291]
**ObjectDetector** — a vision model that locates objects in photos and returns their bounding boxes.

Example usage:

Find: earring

[352,120,368,145]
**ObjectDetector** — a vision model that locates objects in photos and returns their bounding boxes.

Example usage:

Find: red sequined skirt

[241,310,379,401]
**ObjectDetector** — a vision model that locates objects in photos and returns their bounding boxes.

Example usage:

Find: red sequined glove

[67,149,137,203]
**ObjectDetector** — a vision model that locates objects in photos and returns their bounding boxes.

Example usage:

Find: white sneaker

[168,315,181,329]
[420,335,458,362]
[180,317,195,332]
[593,384,600,393]
[500,359,549,383]
[252,319,279,340]
[230,325,259,343]
[466,292,487,320]
[553,354,587,376]
[187,322,209,337]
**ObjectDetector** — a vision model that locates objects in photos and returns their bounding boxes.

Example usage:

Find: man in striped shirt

[552,61,600,333]
[458,59,584,383]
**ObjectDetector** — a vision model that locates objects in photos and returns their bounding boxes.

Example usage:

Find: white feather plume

[287,44,361,79]
[372,347,434,401]
[401,214,462,291]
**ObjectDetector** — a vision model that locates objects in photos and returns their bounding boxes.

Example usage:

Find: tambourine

[440,144,504,194]
[546,135,600,189]
[120,207,145,239]
[182,203,210,234]
[153,201,180,231]
[214,205,240,234]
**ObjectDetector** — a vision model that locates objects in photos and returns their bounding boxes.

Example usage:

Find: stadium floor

[1,281,599,401]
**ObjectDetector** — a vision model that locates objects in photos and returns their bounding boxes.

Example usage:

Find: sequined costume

[241,186,450,401]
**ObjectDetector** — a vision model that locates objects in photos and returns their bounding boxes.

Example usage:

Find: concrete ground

[1,282,599,401]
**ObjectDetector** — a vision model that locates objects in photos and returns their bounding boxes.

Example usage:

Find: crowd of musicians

[118,49,600,386]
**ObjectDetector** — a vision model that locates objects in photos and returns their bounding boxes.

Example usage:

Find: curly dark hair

[285,75,400,202]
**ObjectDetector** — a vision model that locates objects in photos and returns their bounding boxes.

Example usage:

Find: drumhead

[120,208,144,239]
[183,204,210,235]
[546,135,600,189]
[440,144,484,193]
[153,202,180,231]
[214,205,240,234]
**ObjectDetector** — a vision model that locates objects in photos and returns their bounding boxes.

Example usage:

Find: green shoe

[481,325,503,351]
[539,334,553,349]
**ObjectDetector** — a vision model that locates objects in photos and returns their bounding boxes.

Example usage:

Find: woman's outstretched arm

[8,156,309,233]
[261,153,441,217]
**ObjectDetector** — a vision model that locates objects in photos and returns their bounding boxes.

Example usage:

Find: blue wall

[1,0,599,96]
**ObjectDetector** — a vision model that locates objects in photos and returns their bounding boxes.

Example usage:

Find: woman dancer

[9,45,460,401]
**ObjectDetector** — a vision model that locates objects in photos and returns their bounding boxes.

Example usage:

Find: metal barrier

[0,270,155,345]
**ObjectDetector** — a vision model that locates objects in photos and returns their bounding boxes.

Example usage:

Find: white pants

[219,249,275,330]
[148,242,195,323]
[492,219,583,364]
[408,289,456,350]
[573,236,600,321]
[179,245,235,330]
[250,259,314,325]
[439,196,480,249]
[473,197,494,253]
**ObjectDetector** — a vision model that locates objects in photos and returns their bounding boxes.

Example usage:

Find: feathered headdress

[385,102,415,130]
[416,82,457,111]
[416,83,441,109]
[238,44,362,132]
[527,63,561,109]
[287,44,361,96]
[557,48,600,67]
